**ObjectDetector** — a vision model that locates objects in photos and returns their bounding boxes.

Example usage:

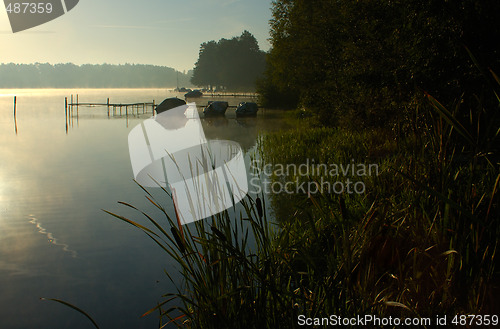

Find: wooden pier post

[14,96,17,134]
[59,98,162,118]
[65,97,68,134]
[125,106,129,128]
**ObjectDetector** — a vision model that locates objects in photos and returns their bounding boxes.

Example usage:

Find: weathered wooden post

[14,96,17,134]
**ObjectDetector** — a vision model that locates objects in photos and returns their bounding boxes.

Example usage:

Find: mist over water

[0,88,288,329]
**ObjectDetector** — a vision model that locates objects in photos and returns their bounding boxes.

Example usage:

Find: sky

[0,0,273,72]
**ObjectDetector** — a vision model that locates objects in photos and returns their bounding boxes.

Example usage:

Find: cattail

[211,226,227,242]
[256,197,263,218]
[171,227,186,253]
[339,196,348,221]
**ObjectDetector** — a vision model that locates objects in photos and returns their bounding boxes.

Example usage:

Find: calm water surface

[0,89,289,329]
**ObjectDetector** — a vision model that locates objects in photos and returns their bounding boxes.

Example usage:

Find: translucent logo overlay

[128,103,248,225]
[4,0,79,33]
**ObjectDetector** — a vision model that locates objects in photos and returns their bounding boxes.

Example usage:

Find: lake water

[0,89,289,329]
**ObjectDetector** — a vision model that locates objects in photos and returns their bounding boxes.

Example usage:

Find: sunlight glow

[0,7,10,30]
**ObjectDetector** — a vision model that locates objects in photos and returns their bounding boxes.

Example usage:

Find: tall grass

[99,68,499,328]
[253,68,499,319]
[107,186,315,328]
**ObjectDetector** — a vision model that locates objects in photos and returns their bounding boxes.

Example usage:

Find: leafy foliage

[191,31,266,91]
[259,0,500,127]
[257,73,499,317]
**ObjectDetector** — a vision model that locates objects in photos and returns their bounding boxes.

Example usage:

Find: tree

[0,63,191,88]
[260,0,500,127]
[191,31,266,91]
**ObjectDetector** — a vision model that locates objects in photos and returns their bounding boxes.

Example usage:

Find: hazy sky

[0,0,273,71]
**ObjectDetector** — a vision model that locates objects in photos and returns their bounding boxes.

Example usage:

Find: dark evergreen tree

[191,31,266,91]
[260,0,500,127]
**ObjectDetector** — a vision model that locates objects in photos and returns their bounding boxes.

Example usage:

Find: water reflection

[0,89,292,329]
[235,117,258,128]
[28,215,78,258]
[204,116,229,127]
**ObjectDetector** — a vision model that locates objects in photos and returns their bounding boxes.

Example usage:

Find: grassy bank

[258,125,498,319]
[107,92,498,328]
[254,84,499,322]
[101,71,499,328]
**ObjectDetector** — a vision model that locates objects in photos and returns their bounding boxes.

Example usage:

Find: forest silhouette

[0,63,192,88]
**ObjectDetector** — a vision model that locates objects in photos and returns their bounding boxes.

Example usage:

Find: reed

[253,68,499,319]
[44,67,498,328]
[106,186,319,328]
[101,67,498,326]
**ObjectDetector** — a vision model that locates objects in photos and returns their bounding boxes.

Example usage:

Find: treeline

[258,0,500,127]
[191,31,266,91]
[0,63,193,88]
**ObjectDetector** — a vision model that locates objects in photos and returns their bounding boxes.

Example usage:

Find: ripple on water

[28,214,77,258]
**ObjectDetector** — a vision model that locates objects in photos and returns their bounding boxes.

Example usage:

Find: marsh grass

[41,58,498,329]
[102,75,498,328]
[97,67,499,328]
[254,69,499,321]
[107,185,307,328]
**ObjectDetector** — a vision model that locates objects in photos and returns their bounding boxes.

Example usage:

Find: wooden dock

[61,93,261,134]
[65,95,157,117]
[200,93,258,98]
[64,94,261,119]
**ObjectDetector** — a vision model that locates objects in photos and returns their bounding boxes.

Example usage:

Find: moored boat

[203,101,228,116]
